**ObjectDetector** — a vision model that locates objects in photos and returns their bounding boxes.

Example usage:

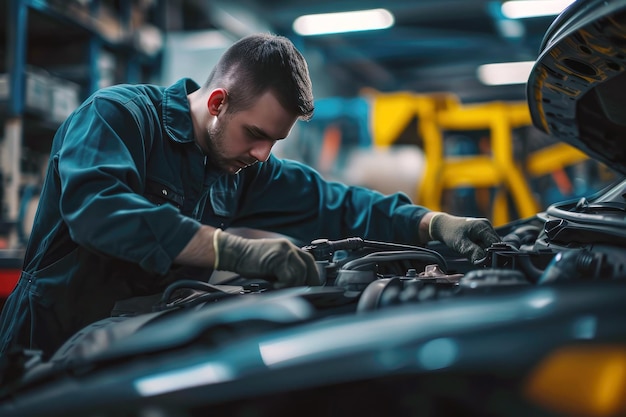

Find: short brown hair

[203,33,314,120]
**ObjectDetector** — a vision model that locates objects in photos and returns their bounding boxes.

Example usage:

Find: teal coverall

[0,78,428,358]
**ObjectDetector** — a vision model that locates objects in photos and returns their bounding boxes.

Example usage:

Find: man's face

[204,90,298,175]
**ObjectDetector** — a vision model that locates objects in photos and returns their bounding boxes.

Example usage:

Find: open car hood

[527,0,626,175]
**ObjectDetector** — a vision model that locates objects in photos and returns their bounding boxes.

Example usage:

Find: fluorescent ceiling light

[477,61,535,86]
[293,8,394,36]
[501,0,575,19]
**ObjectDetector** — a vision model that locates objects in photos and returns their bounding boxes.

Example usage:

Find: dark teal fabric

[0,78,428,358]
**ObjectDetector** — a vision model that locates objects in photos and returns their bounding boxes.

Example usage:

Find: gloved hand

[428,213,501,263]
[213,229,322,288]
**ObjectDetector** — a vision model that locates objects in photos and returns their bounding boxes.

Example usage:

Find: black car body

[1,1,626,416]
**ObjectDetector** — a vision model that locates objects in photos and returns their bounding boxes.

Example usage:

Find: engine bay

[305,177,626,312]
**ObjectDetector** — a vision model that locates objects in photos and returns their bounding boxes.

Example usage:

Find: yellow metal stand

[526,143,588,178]
[368,90,459,208]
[367,92,589,226]
[432,101,539,225]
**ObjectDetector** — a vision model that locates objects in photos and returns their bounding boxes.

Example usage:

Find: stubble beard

[204,120,229,172]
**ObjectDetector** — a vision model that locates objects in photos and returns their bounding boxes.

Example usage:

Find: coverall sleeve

[234,155,429,244]
[55,96,200,274]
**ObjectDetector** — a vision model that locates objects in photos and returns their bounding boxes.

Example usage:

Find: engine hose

[303,237,447,269]
[538,250,606,284]
[341,250,446,272]
[161,279,231,304]
[517,255,546,283]
[363,240,447,268]
[501,225,542,249]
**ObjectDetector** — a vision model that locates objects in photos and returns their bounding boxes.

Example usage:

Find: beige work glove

[213,229,322,289]
[429,213,501,263]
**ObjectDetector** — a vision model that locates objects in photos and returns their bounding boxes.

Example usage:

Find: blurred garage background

[0,0,618,260]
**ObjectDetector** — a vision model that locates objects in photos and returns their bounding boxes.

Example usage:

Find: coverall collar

[162,78,201,144]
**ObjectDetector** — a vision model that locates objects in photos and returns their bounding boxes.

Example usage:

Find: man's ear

[207,88,228,116]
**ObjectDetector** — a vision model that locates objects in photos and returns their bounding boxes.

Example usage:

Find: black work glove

[214,229,322,288]
[429,213,501,263]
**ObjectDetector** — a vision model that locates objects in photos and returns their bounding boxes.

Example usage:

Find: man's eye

[249,131,273,142]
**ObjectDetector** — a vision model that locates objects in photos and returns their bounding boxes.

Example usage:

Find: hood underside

[527,0,626,175]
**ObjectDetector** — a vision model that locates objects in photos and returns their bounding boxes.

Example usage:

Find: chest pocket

[210,188,236,218]
[209,175,239,218]
[144,180,184,209]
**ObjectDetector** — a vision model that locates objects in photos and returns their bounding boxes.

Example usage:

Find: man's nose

[250,141,273,162]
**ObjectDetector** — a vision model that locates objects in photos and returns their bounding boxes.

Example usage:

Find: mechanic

[0,33,500,359]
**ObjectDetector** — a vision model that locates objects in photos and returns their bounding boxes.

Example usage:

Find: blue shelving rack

[1,0,166,248]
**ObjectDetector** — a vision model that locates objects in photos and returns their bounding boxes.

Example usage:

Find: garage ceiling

[175,0,567,103]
